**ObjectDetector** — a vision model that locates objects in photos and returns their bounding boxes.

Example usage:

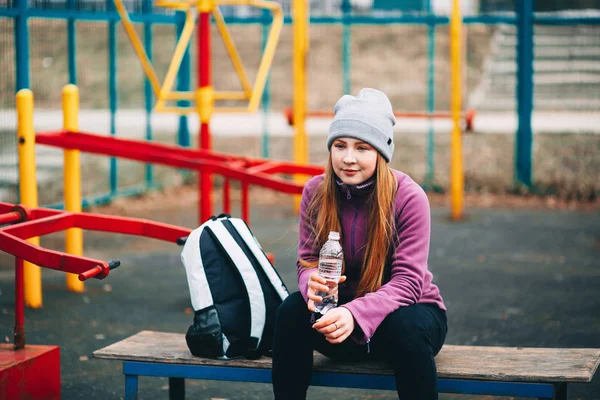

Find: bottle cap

[328,231,340,240]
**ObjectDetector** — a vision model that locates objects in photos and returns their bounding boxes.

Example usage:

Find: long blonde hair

[300,153,398,297]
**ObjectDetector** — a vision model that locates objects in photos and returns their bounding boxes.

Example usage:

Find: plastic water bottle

[314,231,343,315]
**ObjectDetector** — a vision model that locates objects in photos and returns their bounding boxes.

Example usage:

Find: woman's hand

[306,273,347,312]
[312,307,355,344]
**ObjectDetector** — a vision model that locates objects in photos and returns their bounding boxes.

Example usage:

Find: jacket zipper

[347,188,351,200]
[366,337,371,353]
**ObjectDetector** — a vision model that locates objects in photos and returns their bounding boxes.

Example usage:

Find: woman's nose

[343,152,356,163]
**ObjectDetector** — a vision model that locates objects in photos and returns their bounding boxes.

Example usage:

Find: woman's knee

[377,307,434,354]
[276,291,310,325]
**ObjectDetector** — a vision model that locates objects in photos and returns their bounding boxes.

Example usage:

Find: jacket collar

[335,175,376,199]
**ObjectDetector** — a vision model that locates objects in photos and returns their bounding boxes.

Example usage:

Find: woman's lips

[342,169,358,176]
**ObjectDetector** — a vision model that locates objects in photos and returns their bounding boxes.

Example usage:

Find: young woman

[272,88,447,400]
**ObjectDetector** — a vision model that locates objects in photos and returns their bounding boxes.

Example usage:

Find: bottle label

[318,258,342,282]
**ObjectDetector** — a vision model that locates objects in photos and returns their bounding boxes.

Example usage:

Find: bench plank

[93,331,600,384]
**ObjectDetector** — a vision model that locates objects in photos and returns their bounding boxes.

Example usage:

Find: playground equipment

[0,201,193,399]
[114,0,283,114]
[113,0,284,224]
[17,85,324,307]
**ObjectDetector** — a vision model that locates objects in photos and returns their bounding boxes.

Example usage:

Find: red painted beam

[37,130,235,162]
[0,204,193,280]
[35,131,317,194]
[0,233,110,278]
[0,211,21,225]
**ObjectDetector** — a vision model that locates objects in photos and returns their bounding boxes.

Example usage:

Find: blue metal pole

[108,0,118,195]
[425,19,436,189]
[341,0,351,94]
[143,0,153,187]
[67,0,77,84]
[261,8,271,158]
[176,11,191,148]
[515,0,534,188]
[14,0,30,91]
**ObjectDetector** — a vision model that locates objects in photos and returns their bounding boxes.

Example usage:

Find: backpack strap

[206,219,266,354]
[228,218,289,302]
[180,224,214,312]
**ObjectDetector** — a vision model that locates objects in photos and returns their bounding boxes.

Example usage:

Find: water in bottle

[314,231,343,315]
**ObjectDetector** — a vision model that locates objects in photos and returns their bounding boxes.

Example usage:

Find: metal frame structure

[3,0,600,202]
[119,360,566,399]
[35,129,324,221]
[0,201,192,349]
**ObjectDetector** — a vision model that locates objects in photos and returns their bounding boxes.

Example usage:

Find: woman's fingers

[309,272,326,284]
[326,326,345,340]
[307,292,323,303]
[308,280,329,294]
[326,329,351,344]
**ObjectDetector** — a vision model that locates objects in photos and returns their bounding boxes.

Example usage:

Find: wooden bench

[93,330,600,400]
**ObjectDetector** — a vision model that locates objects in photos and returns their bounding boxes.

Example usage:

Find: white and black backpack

[180,214,289,360]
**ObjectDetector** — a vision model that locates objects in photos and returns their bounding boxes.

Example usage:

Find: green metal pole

[341,0,351,94]
[261,8,271,158]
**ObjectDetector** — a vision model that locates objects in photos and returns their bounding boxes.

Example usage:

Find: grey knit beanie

[327,88,396,162]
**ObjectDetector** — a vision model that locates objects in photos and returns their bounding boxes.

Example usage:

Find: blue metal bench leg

[550,383,567,400]
[125,374,139,400]
[169,377,185,400]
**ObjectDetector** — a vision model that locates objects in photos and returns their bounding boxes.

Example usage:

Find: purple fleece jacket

[297,169,446,343]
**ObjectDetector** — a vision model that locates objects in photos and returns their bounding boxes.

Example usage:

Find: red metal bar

[2,213,76,238]
[0,204,193,281]
[0,211,22,225]
[223,179,230,215]
[2,209,191,243]
[78,266,105,281]
[241,182,249,224]
[35,131,325,187]
[37,130,238,162]
[35,131,316,194]
[14,258,24,350]
[0,233,110,278]
[199,10,212,224]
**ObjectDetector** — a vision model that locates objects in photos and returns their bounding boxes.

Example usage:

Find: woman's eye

[334,143,345,149]
[358,146,369,151]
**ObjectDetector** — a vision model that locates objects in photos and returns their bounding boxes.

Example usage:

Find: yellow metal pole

[155,8,196,112]
[16,89,43,308]
[450,0,464,221]
[113,0,162,97]
[247,0,283,112]
[213,7,253,98]
[292,0,309,213]
[63,84,84,292]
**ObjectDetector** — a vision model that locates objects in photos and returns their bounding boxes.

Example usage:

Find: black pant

[272,291,448,400]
